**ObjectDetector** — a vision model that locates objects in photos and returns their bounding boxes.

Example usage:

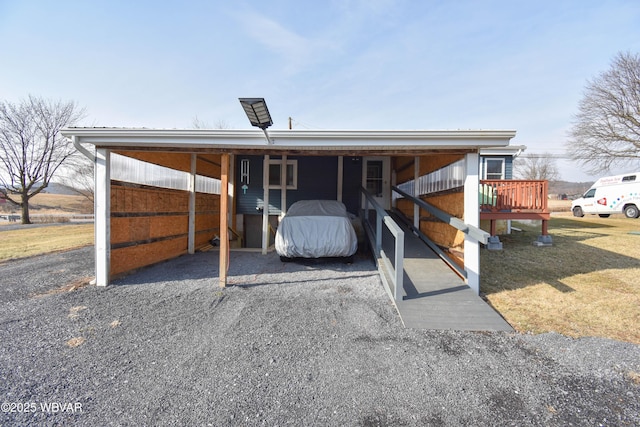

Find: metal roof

[62,128,517,153]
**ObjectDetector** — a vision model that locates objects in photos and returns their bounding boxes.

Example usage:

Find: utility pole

[288,117,292,129]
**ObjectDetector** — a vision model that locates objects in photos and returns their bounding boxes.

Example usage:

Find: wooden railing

[480,180,549,213]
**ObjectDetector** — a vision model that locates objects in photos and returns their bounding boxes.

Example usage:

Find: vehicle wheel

[572,206,584,217]
[598,214,610,218]
[624,204,639,219]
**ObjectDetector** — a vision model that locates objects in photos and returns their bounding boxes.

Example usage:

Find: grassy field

[481,213,640,344]
[0,224,94,262]
[0,192,92,215]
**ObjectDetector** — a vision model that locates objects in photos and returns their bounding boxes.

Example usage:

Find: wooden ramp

[392,222,513,331]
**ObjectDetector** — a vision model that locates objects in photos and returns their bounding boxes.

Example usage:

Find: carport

[62,128,516,298]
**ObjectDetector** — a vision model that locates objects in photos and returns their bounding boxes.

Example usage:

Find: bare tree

[192,116,230,129]
[513,153,561,181]
[568,52,640,173]
[60,156,95,204]
[0,95,85,223]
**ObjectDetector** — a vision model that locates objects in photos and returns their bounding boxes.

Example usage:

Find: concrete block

[533,234,553,247]
[486,235,503,251]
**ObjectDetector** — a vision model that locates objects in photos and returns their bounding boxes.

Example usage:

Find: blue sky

[1,0,639,182]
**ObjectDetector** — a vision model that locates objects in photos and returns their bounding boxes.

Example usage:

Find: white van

[572,172,640,218]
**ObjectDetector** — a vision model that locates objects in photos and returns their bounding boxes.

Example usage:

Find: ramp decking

[390,221,513,331]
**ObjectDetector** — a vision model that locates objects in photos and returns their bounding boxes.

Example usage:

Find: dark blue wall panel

[235,155,362,216]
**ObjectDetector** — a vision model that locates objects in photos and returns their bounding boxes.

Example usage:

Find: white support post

[188,154,196,254]
[262,155,270,254]
[337,156,343,202]
[464,152,481,294]
[414,156,420,230]
[94,148,111,286]
[280,155,287,216]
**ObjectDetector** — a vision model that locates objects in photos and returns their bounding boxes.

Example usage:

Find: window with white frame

[268,159,297,189]
[484,158,505,180]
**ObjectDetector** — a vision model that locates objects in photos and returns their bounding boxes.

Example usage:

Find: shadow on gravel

[112,250,379,288]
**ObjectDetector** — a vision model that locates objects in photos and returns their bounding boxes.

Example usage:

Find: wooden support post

[219,154,230,288]
[541,220,548,236]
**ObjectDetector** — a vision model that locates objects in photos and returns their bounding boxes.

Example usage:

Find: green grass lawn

[0,224,94,262]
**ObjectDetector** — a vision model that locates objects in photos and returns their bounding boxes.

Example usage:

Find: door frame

[362,156,391,210]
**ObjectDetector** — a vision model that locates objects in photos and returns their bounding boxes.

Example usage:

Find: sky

[1,0,639,182]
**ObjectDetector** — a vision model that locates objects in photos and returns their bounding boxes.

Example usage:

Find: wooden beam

[219,154,230,287]
[480,212,551,220]
[102,146,474,157]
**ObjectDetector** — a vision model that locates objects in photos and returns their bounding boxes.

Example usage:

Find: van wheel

[598,214,610,218]
[572,206,584,217]
[624,204,639,218]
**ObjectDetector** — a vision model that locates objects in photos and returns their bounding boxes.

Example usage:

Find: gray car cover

[275,200,358,258]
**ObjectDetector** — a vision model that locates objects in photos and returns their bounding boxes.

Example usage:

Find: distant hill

[549,180,593,199]
[41,182,79,196]
[1,182,81,196]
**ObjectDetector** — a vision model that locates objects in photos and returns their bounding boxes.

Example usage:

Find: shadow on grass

[481,216,640,295]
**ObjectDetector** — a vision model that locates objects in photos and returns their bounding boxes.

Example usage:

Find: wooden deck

[480,180,551,237]
[391,221,513,331]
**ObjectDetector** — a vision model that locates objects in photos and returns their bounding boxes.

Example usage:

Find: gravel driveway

[1,247,639,426]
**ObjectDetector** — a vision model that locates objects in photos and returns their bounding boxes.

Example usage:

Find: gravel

[1,247,639,426]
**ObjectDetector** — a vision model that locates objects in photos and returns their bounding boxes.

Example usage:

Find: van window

[584,189,596,198]
[622,175,636,182]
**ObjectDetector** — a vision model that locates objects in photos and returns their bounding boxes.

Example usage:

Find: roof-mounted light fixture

[239,98,273,144]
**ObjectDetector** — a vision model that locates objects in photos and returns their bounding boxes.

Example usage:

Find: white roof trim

[61,128,516,150]
[480,145,526,157]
